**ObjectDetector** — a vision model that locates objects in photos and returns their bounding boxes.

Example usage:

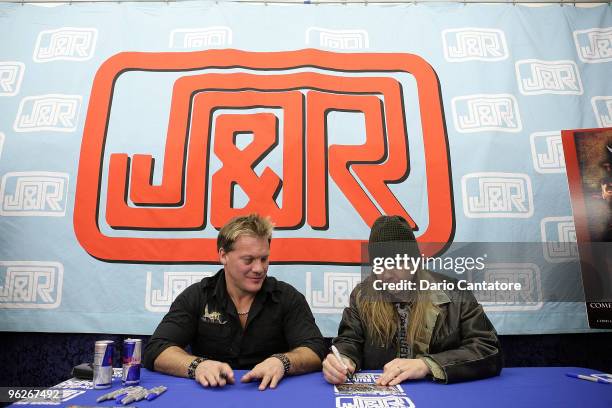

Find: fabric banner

[0,1,611,335]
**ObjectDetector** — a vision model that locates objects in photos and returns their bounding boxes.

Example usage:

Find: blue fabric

[16,367,611,408]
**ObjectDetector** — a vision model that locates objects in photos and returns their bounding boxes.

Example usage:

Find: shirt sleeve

[421,356,447,381]
[282,286,327,362]
[143,285,200,370]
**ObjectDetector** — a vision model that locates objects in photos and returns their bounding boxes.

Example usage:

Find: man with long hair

[322,215,502,384]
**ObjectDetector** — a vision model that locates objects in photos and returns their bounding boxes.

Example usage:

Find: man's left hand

[376,358,431,386]
[241,357,285,390]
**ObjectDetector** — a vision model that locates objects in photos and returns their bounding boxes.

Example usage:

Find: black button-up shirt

[144,269,326,370]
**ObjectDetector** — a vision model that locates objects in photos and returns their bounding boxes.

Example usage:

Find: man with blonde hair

[144,214,325,390]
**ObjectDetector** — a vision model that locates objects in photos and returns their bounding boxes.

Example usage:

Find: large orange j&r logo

[74,49,453,263]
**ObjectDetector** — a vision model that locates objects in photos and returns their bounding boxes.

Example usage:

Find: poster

[562,127,612,328]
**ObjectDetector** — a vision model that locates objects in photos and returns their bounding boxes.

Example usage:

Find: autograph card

[333,373,405,395]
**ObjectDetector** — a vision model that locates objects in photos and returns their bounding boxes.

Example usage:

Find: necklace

[229,293,251,317]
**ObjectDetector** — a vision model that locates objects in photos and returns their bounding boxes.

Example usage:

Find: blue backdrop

[0,1,611,336]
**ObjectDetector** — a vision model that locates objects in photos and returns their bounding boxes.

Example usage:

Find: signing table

[12,367,612,407]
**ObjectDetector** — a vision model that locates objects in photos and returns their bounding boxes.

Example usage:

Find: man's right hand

[194,359,235,387]
[322,353,355,385]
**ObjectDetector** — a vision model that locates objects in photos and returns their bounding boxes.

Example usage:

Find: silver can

[93,340,114,389]
[122,338,142,385]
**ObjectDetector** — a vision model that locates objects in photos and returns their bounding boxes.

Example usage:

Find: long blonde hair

[363,215,436,347]
[356,283,434,347]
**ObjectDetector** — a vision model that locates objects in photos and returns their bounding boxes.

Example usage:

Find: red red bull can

[122,338,142,385]
[93,340,114,389]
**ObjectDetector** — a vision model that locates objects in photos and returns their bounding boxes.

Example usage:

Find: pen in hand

[331,345,354,383]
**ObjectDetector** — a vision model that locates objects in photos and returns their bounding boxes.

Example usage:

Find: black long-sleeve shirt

[144,269,326,370]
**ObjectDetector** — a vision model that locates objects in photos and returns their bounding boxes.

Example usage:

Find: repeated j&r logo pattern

[305,27,370,49]
[145,271,214,312]
[530,131,565,174]
[0,62,25,97]
[469,263,543,312]
[0,172,69,216]
[169,27,233,49]
[540,216,578,263]
[591,96,612,127]
[442,28,509,62]
[573,27,612,63]
[33,27,97,62]
[305,272,361,314]
[516,59,583,95]
[1,3,610,337]
[13,94,82,133]
[0,261,64,309]
[451,94,522,133]
[461,172,534,218]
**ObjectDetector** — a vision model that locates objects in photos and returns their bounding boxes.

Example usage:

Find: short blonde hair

[217,214,274,252]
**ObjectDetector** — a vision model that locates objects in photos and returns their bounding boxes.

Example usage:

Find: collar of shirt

[202,269,281,317]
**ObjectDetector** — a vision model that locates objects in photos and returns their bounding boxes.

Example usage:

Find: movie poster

[562,127,612,329]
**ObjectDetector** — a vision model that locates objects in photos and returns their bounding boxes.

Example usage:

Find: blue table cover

[13,366,612,408]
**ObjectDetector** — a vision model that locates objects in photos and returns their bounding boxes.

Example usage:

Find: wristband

[187,357,206,379]
[271,353,291,375]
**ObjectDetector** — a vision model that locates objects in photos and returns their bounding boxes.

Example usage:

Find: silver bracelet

[187,357,206,379]
[271,353,291,375]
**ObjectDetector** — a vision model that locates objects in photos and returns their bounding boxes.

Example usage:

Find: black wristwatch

[271,353,291,375]
[187,357,206,379]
